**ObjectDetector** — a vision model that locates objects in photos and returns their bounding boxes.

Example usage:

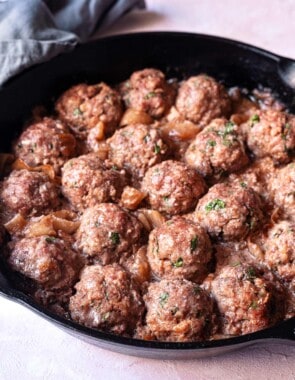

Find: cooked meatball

[175,75,231,127]
[55,83,123,139]
[246,109,295,164]
[119,68,175,119]
[13,117,77,173]
[8,235,81,290]
[208,265,282,335]
[0,169,59,217]
[263,221,295,283]
[195,183,263,240]
[61,153,126,211]
[142,160,206,215]
[69,264,144,335]
[75,203,143,264]
[144,278,215,342]
[108,123,168,180]
[185,119,249,178]
[147,217,212,282]
[270,162,295,220]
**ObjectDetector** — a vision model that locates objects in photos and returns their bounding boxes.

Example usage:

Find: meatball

[75,203,143,264]
[185,119,249,178]
[119,68,175,118]
[142,160,207,215]
[8,235,81,290]
[246,109,295,164]
[195,183,263,240]
[175,75,231,127]
[61,153,126,211]
[55,82,123,139]
[0,169,59,217]
[13,117,77,173]
[147,217,212,282]
[208,265,282,335]
[69,264,144,335]
[270,162,295,220]
[144,278,215,342]
[108,123,168,180]
[263,221,295,283]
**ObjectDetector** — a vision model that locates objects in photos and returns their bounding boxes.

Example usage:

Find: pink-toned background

[1,1,294,379]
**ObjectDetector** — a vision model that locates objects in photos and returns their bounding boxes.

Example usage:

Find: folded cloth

[0,0,145,85]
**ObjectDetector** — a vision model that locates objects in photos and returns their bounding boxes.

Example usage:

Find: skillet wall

[0,32,294,153]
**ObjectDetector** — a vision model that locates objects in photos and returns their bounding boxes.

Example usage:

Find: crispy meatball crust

[108,123,168,180]
[61,153,127,211]
[147,217,212,282]
[8,235,81,289]
[142,160,207,215]
[175,75,231,127]
[0,169,59,217]
[55,83,123,139]
[195,183,263,240]
[119,68,176,118]
[270,162,295,220]
[75,203,143,265]
[144,278,215,342]
[207,265,282,335]
[13,117,77,173]
[185,119,249,178]
[246,109,295,164]
[69,264,144,335]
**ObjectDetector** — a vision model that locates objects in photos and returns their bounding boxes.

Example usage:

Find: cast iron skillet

[0,32,294,359]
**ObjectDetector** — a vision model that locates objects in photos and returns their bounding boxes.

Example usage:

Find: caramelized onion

[136,209,166,231]
[120,187,146,210]
[120,109,153,126]
[4,214,27,234]
[160,120,201,141]
[12,158,55,180]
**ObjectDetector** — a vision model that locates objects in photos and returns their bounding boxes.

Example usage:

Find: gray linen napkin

[0,0,145,85]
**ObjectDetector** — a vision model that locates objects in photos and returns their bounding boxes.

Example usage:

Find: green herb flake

[249,300,258,310]
[207,140,216,147]
[45,236,56,244]
[240,182,247,188]
[193,285,201,295]
[154,144,161,154]
[172,257,184,268]
[190,236,199,252]
[110,232,120,245]
[145,91,157,100]
[245,267,257,281]
[250,114,260,127]
[143,134,151,143]
[73,107,83,116]
[205,198,226,212]
[163,195,170,202]
[111,165,118,171]
[159,292,169,307]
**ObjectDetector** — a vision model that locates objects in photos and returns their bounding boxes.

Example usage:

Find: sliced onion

[160,120,201,141]
[120,109,153,126]
[4,214,27,234]
[12,158,55,180]
[136,209,166,231]
[25,215,56,237]
[247,237,265,260]
[120,187,146,210]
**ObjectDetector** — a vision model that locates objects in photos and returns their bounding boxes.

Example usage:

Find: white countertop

[1,1,295,379]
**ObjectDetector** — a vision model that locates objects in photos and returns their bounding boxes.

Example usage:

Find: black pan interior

[0,32,294,355]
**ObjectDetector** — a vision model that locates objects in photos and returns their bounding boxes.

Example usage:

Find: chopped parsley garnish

[205,198,226,212]
[45,236,56,244]
[193,285,201,295]
[73,107,83,116]
[240,182,247,188]
[111,165,118,171]
[207,140,216,147]
[249,300,258,310]
[143,134,151,143]
[159,292,169,307]
[145,91,157,99]
[110,232,120,245]
[282,123,291,140]
[154,144,161,154]
[163,195,170,202]
[250,114,260,127]
[172,257,183,268]
[245,267,257,281]
[190,236,199,252]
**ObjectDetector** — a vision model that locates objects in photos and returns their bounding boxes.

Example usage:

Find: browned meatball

[175,75,231,127]
[195,183,263,240]
[75,203,143,264]
[13,117,77,173]
[119,68,175,119]
[142,160,207,215]
[185,119,249,178]
[263,221,295,283]
[108,123,168,180]
[69,264,144,335]
[147,217,212,282]
[270,162,295,220]
[246,109,295,164]
[55,83,123,139]
[144,278,215,342]
[61,153,126,211]
[0,169,59,217]
[207,265,282,336]
[8,235,81,290]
